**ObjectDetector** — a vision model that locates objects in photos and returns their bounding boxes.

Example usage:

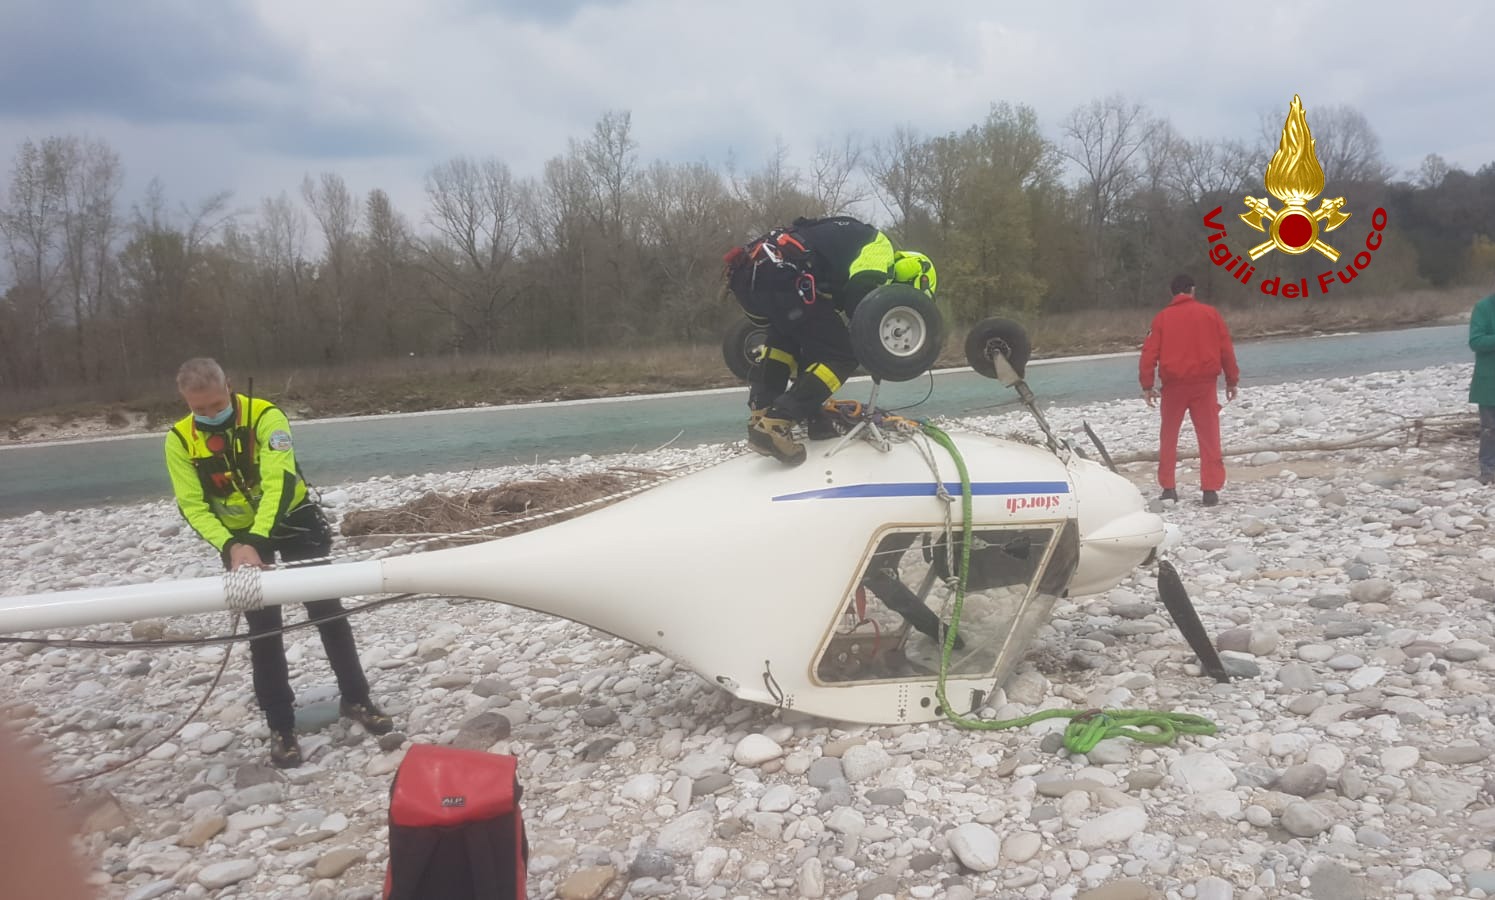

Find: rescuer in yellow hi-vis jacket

[165,357,392,768]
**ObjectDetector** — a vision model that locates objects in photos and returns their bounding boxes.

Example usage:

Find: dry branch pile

[338,469,664,547]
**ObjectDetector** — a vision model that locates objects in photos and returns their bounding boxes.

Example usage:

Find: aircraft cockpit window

[814,523,1076,686]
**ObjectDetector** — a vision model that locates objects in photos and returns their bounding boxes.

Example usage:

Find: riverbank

[0,287,1474,446]
[2,363,1492,899]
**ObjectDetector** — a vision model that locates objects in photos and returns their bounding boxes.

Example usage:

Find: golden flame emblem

[1239,95,1351,261]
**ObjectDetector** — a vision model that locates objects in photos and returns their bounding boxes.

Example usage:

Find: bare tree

[635,160,735,341]
[1060,94,1160,303]
[808,134,869,215]
[1414,153,1452,190]
[1167,137,1254,211]
[252,192,309,364]
[1061,95,1157,230]
[0,138,68,385]
[52,137,123,381]
[419,157,523,352]
[302,172,359,360]
[867,125,929,228]
[363,188,416,355]
[728,139,814,231]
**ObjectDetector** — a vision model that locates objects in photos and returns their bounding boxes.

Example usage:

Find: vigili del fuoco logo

[1201,94,1388,298]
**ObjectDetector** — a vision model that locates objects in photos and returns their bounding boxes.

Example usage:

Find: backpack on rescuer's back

[383,744,529,900]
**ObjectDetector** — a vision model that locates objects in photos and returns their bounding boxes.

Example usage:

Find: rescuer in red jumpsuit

[1139,274,1241,507]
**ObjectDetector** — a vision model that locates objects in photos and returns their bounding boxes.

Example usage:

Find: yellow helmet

[892,251,937,295]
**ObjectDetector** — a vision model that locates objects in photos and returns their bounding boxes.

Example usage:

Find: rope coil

[223,567,264,612]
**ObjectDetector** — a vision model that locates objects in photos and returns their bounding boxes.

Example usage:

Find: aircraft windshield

[814,522,1078,687]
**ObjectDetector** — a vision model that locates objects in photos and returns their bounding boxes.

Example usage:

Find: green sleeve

[1471,297,1495,354]
[248,406,302,540]
[165,431,234,551]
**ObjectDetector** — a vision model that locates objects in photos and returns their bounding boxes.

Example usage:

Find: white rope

[223,567,264,612]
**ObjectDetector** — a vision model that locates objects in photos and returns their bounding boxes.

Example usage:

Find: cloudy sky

[1,0,1487,227]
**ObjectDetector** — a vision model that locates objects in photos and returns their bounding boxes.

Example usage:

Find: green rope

[919,422,1218,753]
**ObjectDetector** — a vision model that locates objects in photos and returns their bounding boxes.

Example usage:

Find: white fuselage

[0,433,1162,724]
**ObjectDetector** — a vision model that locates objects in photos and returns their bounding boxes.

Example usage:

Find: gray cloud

[0,0,1489,224]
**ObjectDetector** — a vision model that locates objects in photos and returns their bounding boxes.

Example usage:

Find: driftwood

[1106,414,1476,465]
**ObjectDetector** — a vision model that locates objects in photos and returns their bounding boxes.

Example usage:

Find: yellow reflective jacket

[164,395,310,551]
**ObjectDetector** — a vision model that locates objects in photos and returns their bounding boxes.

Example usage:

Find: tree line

[2,97,1493,391]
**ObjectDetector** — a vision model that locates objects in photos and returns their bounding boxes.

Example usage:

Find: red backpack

[383,744,528,900]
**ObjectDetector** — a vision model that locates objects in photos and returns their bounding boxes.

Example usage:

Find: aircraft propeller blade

[1156,559,1231,683]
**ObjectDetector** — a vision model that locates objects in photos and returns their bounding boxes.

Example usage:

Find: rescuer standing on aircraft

[165,357,393,768]
[722,215,937,465]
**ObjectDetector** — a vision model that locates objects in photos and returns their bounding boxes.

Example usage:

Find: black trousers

[733,267,860,422]
[230,504,372,733]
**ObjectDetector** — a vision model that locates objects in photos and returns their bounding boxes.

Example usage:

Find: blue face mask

[195,403,235,428]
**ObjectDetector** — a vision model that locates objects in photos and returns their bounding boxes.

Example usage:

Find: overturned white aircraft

[0,311,1228,725]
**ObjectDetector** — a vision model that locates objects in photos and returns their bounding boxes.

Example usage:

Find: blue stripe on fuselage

[771,481,1071,502]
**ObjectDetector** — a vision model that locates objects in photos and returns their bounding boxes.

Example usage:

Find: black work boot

[340,699,394,735]
[748,415,807,466]
[1160,488,1178,502]
[1202,490,1220,507]
[269,728,303,768]
[807,406,849,441]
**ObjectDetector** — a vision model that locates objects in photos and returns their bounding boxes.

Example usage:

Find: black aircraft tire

[849,285,944,383]
[722,318,769,382]
[964,317,1031,380]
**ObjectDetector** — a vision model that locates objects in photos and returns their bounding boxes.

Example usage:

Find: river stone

[655,810,713,854]
[1281,802,1333,837]
[1425,741,1490,765]
[807,756,843,788]
[1308,861,1372,900]
[1171,754,1237,792]
[840,744,892,782]
[198,860,258,889]
[733,734,783,766]
[758,784,795,812]
[947,823,1001,872]
[629,849,676,879]
[1077,807,1149,848]
[1274,764,1328,797]
[558,865,617,900]
[314,848,365,879]
[1409,776,1479,813]
[1075,879,1154,900]
[693,773,733,797]
[179,812,227,848]
[866,787,906,806]
[1349,579,1394,603]
[579,706,617,727]
[1003,831,1042,864]
[451,712,511,750]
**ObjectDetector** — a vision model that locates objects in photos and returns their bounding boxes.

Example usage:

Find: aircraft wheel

[964,317,1031,379]
[849,284,944,383]
[722,317,769,382]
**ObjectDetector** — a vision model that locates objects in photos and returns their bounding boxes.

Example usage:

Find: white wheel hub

[879,307,926,357]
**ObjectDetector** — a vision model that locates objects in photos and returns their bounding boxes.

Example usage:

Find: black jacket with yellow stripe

[165,394,311,553]
[790,216,897,314]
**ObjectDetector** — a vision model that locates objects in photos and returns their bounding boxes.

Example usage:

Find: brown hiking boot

[340,699,394,735]
[269,728,303,769]
[748,415,807,466]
